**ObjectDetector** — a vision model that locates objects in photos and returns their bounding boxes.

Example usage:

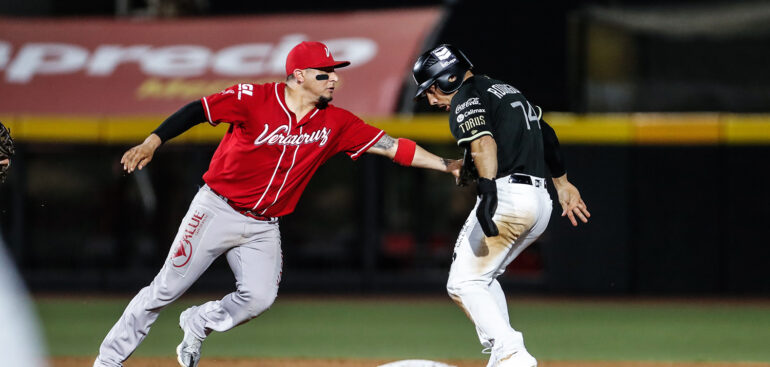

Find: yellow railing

[0,113,769,144]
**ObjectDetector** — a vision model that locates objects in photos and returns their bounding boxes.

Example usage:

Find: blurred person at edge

[0,122,49,367]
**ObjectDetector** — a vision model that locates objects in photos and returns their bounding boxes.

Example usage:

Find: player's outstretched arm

[121,100,207,174]
[552,173,590,226]
[367,134,461,174]
[540,118,591,226]
[541,119,567,178]
[411,144,462,174]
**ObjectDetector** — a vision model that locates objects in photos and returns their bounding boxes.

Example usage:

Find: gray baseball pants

[94,185,282,367]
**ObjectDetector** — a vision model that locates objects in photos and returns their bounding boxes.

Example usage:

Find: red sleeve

[200,83,253,126]
[339,111,385,160]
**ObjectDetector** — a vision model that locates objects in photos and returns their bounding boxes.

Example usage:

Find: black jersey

[449,75,546,179]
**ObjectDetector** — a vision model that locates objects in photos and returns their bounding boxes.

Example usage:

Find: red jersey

[201,82,384,217]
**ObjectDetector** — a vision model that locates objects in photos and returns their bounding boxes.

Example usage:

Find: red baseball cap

[285,41,350,76]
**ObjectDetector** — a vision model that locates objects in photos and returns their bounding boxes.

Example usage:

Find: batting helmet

[412,44,473,98]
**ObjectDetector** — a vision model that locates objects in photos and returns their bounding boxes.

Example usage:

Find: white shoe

[93,356,121,367]
[495,349,537,367]
[482,347,496,367]
[176,307,203,367]
[92,357,117,367]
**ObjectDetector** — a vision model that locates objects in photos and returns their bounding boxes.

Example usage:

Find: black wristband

[152,100,207,143]
[477,177,497,196]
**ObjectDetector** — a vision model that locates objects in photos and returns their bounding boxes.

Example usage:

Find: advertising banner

[0,8,442,116]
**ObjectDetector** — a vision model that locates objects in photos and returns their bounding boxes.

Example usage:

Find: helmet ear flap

[436,71,464,94]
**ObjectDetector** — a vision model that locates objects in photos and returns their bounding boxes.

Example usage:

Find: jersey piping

[201,97,215,126]
[252,84,291,211]
[261,125,302,215]
[350,130,385,160]
[456,131,493,146]
[304,109,320,124]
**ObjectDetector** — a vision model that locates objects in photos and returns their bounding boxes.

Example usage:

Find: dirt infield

[54,357,770,367]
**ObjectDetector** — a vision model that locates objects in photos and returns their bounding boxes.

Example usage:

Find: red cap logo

[285,41,351,76]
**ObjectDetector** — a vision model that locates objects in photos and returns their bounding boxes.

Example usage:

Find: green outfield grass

[36,296,770,362]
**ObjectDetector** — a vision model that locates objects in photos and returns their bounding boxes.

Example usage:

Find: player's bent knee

[152,279,187,303]
[446,279,487,299]
[447,280,475,300]
[140,282,182,310]
[245,296,276,318]
[238,289,277,318]
[446,284,464,306]
[446,282,460,298]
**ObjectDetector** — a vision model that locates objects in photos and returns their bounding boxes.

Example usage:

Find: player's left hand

[553,177,590,226]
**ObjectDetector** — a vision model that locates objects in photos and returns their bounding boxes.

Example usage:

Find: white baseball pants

[94,185,282,367]
[446,175,552,357]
